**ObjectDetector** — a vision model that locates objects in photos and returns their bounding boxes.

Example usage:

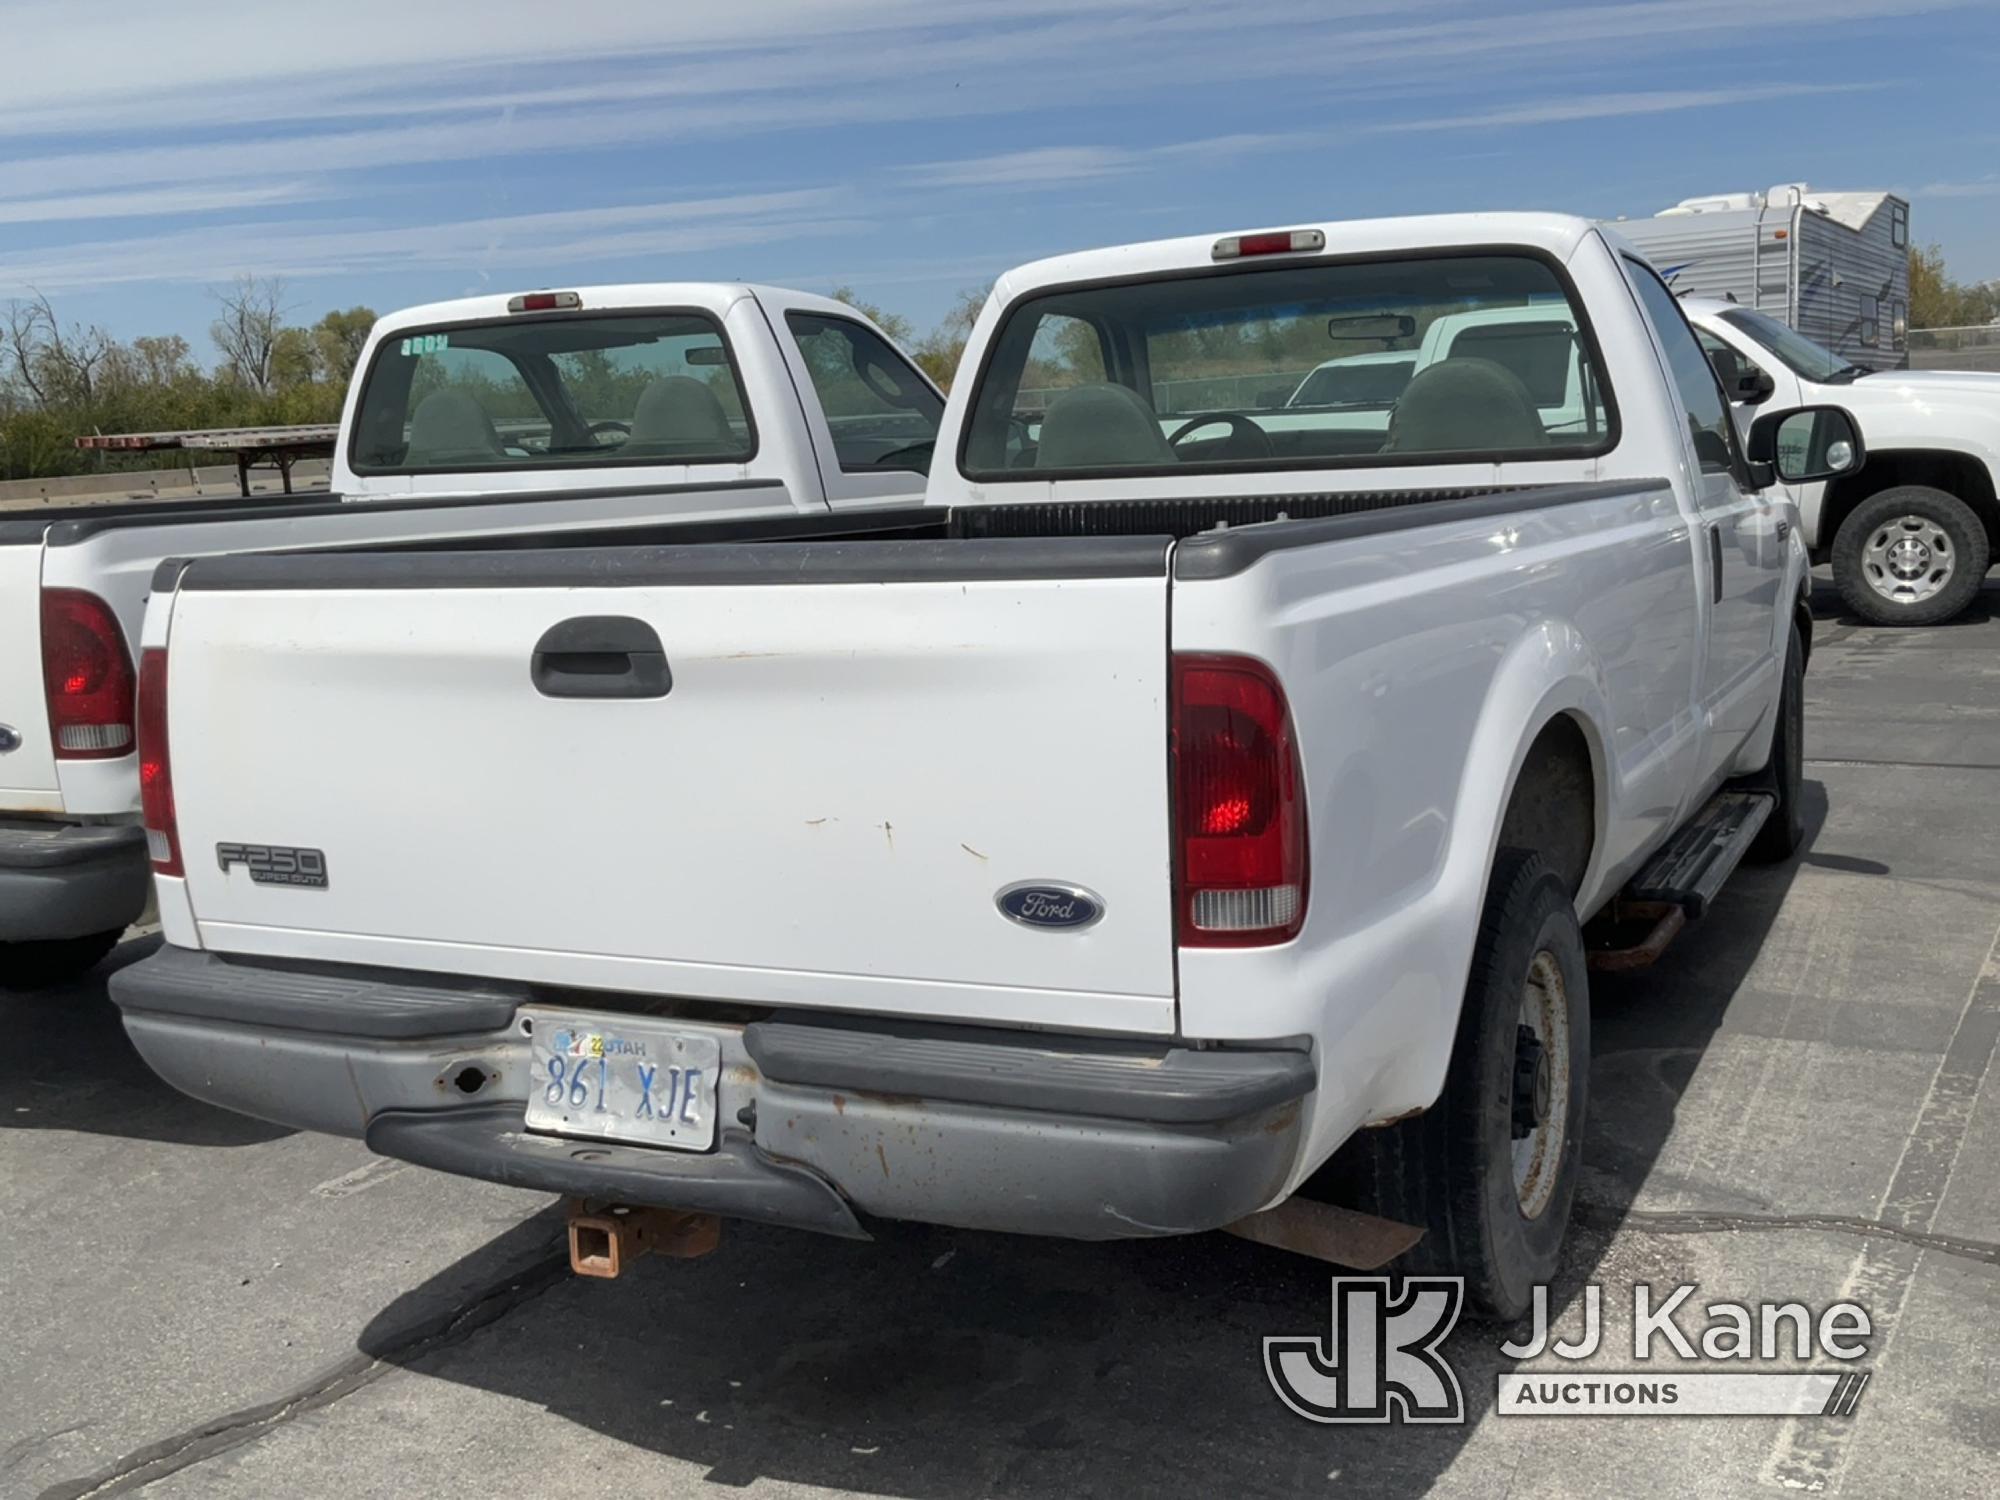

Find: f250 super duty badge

[216,843,328,889]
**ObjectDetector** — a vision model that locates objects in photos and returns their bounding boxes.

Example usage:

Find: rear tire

[0,929,122,990]
[1747,622,1806,863]
[1360,850,1588,1321]
[1832,486,1988,626]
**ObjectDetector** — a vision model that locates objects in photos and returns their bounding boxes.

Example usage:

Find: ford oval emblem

[0,724,18,754]
[996,881,1105,931]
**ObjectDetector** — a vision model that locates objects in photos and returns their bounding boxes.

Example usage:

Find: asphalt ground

[3,573,1996,1499]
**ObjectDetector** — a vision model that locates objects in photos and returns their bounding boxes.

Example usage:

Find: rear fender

[1359,623,1611,1168]
[1465,621,1614,925]
[1396,619,1611,1108]
[1180,613,1613,1199]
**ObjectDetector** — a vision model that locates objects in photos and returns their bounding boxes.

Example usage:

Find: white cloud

[898,135,1299,190]
[0,181,325,226]
[1387,81,1889,132]
[0,189,867,294]
[1914,177,2000,199]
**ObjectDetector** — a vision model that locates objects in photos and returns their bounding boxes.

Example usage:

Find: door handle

[531,616,672,699]
[1776,518,1791,542]
[1708,525,1724,604]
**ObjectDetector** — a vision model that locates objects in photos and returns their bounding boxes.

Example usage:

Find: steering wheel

[1168,412,1272,458]
[588,420,631,441]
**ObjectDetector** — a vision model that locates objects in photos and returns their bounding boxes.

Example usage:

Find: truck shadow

[350,792,1821,1497]
[0,933,292,1148]
[1581,776,1826,1222]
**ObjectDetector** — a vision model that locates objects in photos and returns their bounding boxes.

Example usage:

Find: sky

[2,0,1997,354]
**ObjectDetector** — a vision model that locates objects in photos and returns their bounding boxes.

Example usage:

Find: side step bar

[1587,789,1773,971]
[1627,790,1774,918]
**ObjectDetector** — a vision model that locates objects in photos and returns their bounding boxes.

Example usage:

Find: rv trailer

[1608,183,1911,371]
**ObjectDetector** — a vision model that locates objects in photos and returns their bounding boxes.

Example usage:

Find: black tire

[0,929,122,991]
[1747,622,1806,863]
[1831,485,1988,626]
[1359,850,1588,1321]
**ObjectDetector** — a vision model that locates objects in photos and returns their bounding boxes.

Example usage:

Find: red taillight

[1173,653,1307,946]
[506,290,582,313]
[1212,228,1326,260]
[137,647,181,876]
[41,589,135,759]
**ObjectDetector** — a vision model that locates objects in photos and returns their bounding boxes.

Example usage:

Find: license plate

[522,1009,722,1151]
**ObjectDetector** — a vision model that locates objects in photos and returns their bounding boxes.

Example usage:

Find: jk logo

[1265,1277,1466,1424]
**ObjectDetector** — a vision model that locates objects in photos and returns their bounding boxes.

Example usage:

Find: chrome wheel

[1510,950,1571,1219]
[1862,514,1956,606]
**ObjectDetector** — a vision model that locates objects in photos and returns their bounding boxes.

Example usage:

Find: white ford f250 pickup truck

[0,284,941,985]
[1687,296,2000,625]
[112,213,1861,1316]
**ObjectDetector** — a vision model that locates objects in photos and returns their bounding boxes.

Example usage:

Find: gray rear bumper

[0,822,149,942]
[112,945,1314,1241]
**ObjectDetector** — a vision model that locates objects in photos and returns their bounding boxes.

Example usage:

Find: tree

[829,285,915,344]
[911,285,990,390]
[129,334,195,387]
[209,274,290,394]
[1,283,357,482]
[1911,243,1956,329]
[1911,243,2000,329]
[268,326,321,389]
[311,307,376,385]
[1,296,54,408]
[2,291,115,409]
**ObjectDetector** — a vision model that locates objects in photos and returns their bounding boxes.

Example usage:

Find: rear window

[961,252,1614,478]
[349,312,756,473]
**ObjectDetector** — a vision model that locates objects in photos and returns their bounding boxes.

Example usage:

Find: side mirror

[1746,405,1865,485]
[1732,367,1777,406]
[1256,387,1290,409]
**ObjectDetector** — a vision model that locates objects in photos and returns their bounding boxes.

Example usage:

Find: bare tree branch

[209,274,292,395]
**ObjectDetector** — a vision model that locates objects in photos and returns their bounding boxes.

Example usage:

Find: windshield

[1717,307,1857,382]
[349,312,756,473]
[1289,356,1415,408]
[962,253,1613,478]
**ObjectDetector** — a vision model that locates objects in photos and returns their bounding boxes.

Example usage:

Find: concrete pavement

[4,574,1995,1499]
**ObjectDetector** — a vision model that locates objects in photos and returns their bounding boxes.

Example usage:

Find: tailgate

[164,538,1177,1034]
[0,532,60,810]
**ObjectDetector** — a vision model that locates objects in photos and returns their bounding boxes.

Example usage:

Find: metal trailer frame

[73,424,338,496]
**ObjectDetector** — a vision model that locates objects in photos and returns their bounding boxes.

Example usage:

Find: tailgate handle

[532,616,672,700]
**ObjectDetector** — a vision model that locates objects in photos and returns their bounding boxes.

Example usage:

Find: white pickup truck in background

[112,213,1862,1316]
[0,284,942,985]
[1282,304,1595,440]
[1688,297,2000,624]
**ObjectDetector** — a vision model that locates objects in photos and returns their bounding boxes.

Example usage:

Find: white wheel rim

[1861,514,1955,605]
[1511,950,1571,1220]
